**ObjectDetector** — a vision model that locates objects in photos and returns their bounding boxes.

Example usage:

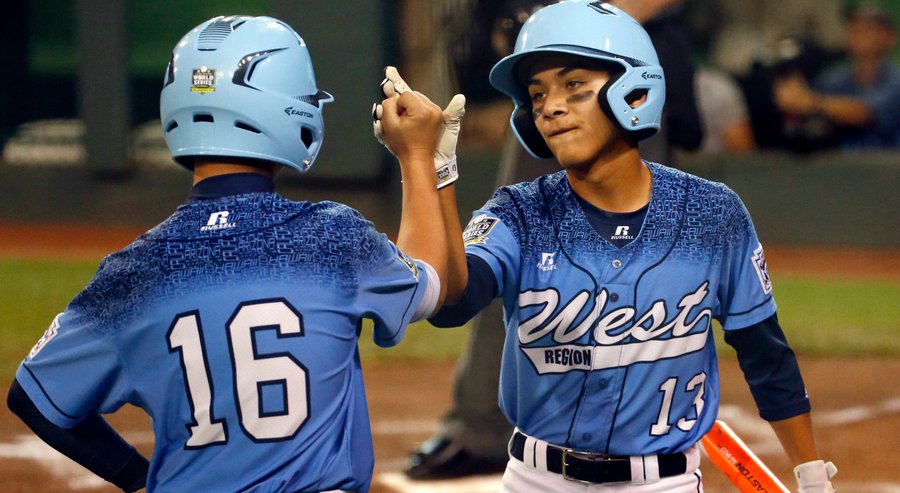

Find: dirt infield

[1,221,898,492]
[2,358,898,492]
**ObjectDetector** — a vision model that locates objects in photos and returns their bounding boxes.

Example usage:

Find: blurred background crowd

[1,0,899,174]
[430,0,900,157]
[0,0,898,258]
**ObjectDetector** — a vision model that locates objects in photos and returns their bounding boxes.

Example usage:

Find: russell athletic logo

[201,211,236,231]
[537,252,558,272]
[611,225,634,241]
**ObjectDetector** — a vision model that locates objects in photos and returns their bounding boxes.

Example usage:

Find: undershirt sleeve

[723,313,811,421]
[428,255,498,328]
[7,378,149,492]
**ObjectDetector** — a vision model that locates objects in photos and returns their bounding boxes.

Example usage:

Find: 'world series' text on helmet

[489,1,665,159]
[160,16,333,172]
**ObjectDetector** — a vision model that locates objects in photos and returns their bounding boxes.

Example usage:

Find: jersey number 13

[167,299,309,448]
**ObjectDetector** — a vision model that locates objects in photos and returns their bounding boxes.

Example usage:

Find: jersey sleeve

[15,308,131,428]
[717,189,777,330]
[461,188,523,297]
[353,224,431,348]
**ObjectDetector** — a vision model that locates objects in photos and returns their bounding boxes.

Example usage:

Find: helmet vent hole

[625,89,648,106]
[235,121,261,134]
[165,120,179,133]
[193,113,214,123]
[295,95,320,108]
[198,18,238,51]
[300,127,313,148]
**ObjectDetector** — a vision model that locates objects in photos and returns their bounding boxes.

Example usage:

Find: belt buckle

[561,449,628,484]
[561,449,600,483]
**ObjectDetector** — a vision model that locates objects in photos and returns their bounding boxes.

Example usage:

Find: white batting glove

[435,94,466,189]
[373,66,465,189]
[794,460,837,493]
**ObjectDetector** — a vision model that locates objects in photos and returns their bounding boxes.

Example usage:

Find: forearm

[437,184,467,304]
[816,93,873,127]
[7,379,148,492]
[770,412,819,465]
[397,158,447,305]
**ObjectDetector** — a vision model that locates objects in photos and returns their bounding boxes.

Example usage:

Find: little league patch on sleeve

[751,243,773,294]
[29,314,61,359]
[463,214,499,246]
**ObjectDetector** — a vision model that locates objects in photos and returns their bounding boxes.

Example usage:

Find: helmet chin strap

[512,106,553,159]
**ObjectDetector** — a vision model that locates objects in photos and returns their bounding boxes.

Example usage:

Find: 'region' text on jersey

[15,192,429,493]
[464,163,776,457]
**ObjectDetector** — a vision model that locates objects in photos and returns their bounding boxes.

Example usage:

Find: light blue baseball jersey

[462,163,776,456]
[16,192,429,493]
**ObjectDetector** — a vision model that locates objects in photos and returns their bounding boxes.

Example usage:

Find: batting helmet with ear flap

[160,16,333,172]
[489,1,665,159]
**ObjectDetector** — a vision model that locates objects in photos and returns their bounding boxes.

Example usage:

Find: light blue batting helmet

[489,1,665,159]
[160,16,333,172]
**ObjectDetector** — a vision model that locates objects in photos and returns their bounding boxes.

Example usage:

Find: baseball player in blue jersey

[377,1,838,492]
[7,16,456,493]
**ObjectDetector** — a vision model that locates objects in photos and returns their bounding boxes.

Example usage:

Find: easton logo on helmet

[642,72,663,80]
[284,107,313,118]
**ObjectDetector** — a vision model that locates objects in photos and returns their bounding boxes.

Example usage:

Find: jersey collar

[188,173,275,202]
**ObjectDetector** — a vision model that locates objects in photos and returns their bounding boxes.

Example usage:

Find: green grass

[766,275,900,355]
[1,257,897,381]
[0,258,100,379]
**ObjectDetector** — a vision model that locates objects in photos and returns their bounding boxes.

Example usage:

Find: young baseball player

[7,16,453,493]
[377,1,838,492]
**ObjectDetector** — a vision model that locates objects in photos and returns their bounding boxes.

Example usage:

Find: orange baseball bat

[701,420,790,493]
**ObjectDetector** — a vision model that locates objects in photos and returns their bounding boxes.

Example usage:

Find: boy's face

[845,16,896,59]
[525,53,624,170]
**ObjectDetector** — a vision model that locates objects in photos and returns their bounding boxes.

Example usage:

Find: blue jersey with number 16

[16,192,429,493]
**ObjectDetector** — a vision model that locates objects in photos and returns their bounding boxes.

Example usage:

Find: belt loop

[629,455,645,484]
[685,443,700,472]
[644,454,660,482]
[523,435,537,468]
[534,439,549,472]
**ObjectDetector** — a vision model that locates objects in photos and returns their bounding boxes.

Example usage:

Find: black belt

[509,431,687,484]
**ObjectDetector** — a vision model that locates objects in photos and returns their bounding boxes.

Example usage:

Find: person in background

[694,66,756,154]
[774,5,900,150]
[0,2,29,150]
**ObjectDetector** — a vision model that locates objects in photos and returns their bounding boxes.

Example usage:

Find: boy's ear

[626,89,648,109]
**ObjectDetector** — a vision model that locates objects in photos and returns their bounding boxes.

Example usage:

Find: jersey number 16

[167,299,309,448]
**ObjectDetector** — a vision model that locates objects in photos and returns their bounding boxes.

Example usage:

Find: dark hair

[847,6,896,31]
[513,53,625,88]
